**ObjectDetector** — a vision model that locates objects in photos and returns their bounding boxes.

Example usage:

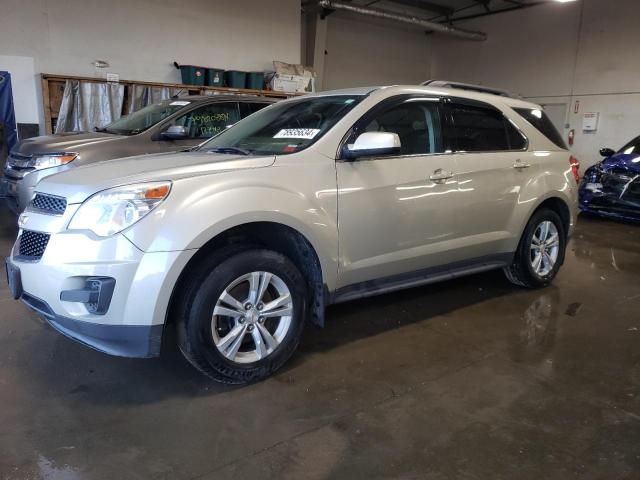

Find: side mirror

[344,132,401,159]
[599,147,615,157]
[161,125,189,140]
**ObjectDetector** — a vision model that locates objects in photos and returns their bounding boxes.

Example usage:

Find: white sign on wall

[582,112,599,132]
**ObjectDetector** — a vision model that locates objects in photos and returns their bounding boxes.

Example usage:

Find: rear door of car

[442,98,533,260]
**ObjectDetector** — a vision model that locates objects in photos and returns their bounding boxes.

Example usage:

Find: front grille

[31,193,67,215]
[18,230,50,260]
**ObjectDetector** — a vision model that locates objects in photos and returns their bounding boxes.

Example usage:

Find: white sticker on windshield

[274,128,320,139]
[170,101,191,106]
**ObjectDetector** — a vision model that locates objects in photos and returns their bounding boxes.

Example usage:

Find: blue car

[579,135,640,222]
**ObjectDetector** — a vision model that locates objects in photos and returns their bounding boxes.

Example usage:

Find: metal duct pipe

[318,0,487,41]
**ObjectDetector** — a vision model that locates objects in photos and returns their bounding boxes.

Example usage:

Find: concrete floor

[0,208,639,480]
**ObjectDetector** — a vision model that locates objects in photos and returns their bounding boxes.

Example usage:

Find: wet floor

[0,207,639,479]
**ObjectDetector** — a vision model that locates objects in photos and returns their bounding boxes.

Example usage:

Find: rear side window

[514,107,567,150]
[447,102,526,152]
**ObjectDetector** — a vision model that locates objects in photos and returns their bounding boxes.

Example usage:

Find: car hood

[37,151,276,204]
[601,153,640,173]
[12,131,127,156]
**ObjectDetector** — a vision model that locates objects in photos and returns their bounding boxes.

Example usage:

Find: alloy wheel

[529,220,560,277]
[211,271,293,364]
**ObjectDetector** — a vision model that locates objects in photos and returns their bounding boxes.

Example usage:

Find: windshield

[199,95,364,155]
[619,135,640,155]
[104,99,192,135]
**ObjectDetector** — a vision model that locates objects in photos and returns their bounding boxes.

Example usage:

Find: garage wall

[430,0,640,169]
[322,13,431,90]
[0,0,301,132]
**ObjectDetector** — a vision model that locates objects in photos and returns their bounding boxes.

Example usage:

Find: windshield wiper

[206,147,252,156]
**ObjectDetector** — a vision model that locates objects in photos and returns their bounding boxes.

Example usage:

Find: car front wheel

[176,247,307,384]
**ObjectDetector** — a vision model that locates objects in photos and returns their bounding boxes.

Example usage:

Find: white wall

[430,0,640,169]
[0,56,40,125]
[322,12,431,90]
[0,0,301,131]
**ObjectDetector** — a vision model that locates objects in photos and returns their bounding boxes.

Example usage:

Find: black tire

[175,246,307,384]
[504,208,566,288]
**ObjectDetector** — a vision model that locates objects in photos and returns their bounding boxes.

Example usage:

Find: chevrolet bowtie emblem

[18,214,28,228]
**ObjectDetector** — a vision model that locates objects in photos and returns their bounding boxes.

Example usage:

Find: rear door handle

[513,159,531,169]
[429,168,454,183]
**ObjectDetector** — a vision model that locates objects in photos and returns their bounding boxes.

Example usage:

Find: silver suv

[5,85,578,383]
[1,95,275,213]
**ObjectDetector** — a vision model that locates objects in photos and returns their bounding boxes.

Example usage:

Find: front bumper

[579,170,640,222]
[7,208,194,357]
[2,164,69,214]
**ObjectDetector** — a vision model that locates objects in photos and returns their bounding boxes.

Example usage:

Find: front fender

[123,165,339,289]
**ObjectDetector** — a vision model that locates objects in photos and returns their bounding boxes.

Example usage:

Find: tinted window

[239,102,272,118]
[361,100,443,155]
[173,103,241,139]
[618,135,640,155]
[514,107,567,150]
[104,99,190,134]
[506,120,527,150]
[447,102,521,152]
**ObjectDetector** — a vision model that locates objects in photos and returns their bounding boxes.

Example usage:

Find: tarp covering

[126,85,183,114]
[55,80,124,133]
[0,71,18,153]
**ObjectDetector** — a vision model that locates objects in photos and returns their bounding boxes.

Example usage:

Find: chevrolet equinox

[5,84,579,383]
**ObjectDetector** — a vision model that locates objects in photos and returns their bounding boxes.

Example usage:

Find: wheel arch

[528,195,572,239]
[166,221,328,328]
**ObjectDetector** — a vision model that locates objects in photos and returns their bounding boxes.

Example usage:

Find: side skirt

[330,253,514,305]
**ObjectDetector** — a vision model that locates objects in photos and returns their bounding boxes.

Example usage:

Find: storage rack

[41,73,302,134]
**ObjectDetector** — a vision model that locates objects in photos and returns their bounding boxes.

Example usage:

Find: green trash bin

[205,68,224,87]
[225,71,247,89]
[246,72,265,90]
[176,64,205,86]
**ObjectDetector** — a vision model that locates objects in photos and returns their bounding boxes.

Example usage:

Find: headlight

[30,153,78,170]
[68,182,172,237]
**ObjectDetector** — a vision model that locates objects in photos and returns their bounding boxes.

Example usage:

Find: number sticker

[274,128,320,139]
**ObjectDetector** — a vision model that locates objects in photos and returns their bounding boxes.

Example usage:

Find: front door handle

[429,168,454,183]
[513,159,531,169]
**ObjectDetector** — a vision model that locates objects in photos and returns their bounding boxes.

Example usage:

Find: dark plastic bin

[246,72,265,90]
[177,64,205,86]
[225,71,247,89]
[205,68,224,87]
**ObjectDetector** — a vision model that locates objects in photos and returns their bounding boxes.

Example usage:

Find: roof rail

[421,80,515,98]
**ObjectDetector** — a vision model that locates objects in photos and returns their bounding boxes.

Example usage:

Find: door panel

[336,97,460,288]
[444,99,535,259]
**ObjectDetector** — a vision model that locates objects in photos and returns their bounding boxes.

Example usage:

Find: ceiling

[326,0,546,24]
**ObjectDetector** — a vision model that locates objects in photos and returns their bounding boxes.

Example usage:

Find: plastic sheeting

[0,71,18,153]
[55,80,124,133]
[125,85,187,114]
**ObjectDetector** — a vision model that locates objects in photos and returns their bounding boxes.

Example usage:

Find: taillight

[569,155,580,183]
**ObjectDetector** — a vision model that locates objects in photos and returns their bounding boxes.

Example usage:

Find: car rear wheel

[504,208,566,288]
[176,247,307,384]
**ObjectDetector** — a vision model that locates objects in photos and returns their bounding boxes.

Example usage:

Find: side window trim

[444,97,528,154]
[338,95,446,161]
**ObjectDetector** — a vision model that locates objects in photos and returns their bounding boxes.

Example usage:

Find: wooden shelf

[41,73,303,134]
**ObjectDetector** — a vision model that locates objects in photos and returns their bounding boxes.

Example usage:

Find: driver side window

[362,101,444,155]
[173,103,241,139]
